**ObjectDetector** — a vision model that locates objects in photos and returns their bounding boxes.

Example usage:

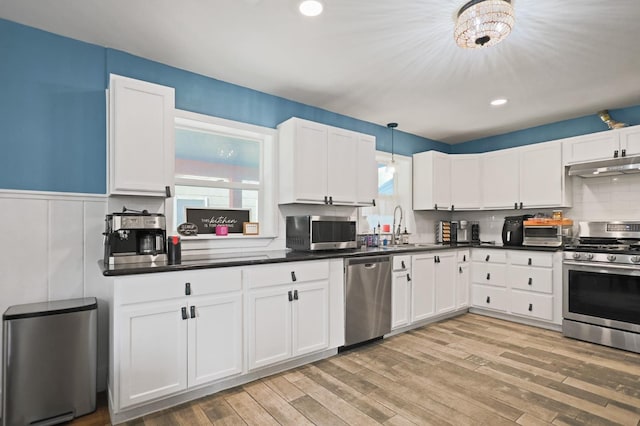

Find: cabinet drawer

[393,255,411,271]
[244,260,329,288]
[472,263,507,287]
[509,251,553,268]
[457,250,470,263]
[509,266,553,294]
[471,284,507,312]
[115,268,242,305]
[509,290,554,321]
[471,250,506,264]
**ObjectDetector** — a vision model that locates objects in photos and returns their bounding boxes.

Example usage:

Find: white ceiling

[2,0,640,143]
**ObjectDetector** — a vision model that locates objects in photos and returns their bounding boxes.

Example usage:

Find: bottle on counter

[167,235,182,264]
[402,227,410,245]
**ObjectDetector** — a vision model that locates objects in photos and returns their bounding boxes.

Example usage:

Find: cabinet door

[450,155,481,210]
[109,74,175,196]
[292,281,329,357]
[562,132,619,164]
[327,128,358,205]
[482,149,519,209]
[392,270,411,329]
[356,134,378,206]
[619,126,640,157]
[411,254,435,322]
[456,263,470,308]
[435,252,456,315]
[188,293,243,387]
[519,142,563,208]
[413,151,450,210]
[247,286,292,370]
[118,299,187,409]
[293,120,328,203]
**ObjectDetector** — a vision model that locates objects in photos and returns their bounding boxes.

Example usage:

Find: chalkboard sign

[185,208,250,234]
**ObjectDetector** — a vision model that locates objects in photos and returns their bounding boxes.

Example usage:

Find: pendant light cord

[387,122,398,164]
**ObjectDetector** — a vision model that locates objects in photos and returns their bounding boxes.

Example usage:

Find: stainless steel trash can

[2,297,97,426]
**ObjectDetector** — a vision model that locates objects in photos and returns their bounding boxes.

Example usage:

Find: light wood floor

[70,314,640,425]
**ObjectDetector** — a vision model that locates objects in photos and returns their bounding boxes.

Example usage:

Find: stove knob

[572,252,582,260]
[585,253,594,260]
[607,254,617,262]
[631,256,640,263]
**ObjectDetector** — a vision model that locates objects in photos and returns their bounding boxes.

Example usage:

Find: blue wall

[451,105,640,154]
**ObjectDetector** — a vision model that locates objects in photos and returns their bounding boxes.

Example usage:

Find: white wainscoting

[0,190,108,398]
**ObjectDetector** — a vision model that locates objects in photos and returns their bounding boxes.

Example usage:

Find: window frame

[168,109,278,248]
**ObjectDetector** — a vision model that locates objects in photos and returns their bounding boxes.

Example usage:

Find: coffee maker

[103,211,167,265]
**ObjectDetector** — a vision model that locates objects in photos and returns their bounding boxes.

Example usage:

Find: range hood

[567,155,640,178]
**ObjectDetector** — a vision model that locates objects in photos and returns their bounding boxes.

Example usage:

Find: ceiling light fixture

[387,122,398,175]
[454,0,515,49]
[299,0,324,17]
[490,98,508,106]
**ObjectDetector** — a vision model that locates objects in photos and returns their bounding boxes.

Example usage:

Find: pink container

[382,224,391,233]
[215,225,228,236]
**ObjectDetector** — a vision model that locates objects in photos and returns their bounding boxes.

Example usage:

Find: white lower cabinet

[392,255,412,329]
[112,268,243,410]
[411,253,436,322]
[434,252,456,315]
[470,249,561,326]
[456,250,470,309]
[245,261,329,371]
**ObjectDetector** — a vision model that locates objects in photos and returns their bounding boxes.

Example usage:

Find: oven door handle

[564,261,640,272]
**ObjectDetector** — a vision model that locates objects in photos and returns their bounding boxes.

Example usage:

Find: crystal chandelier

[454,0,515,49]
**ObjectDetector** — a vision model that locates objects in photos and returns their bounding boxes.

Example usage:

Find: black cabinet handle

[165,185,172,198]
[185,282,191,296]
[291,271,297,282]
[190,305,196,319]
[437,256,441,263]
[435,204,438,210]
[528,258,532,266]
[614,150,619,158]
[181,307,188,320]
[293,289,299,300]
[622,149,626,157]
[407,273,411,282]
[528,277,533,285]
[486,296,491,304]
[514,202,518,209]
[401,260,406,269]
[463,255,466,262]
[324,195,328,204]
[486,273,491,280]
[485,254,490,262]
[528,303,533,312]
[329,196,333,205]
[451,205,455,212]
[434,257,438,264]
[519,202,523,209]
[288,290,293,302]
[372,199,376,206]
[459,266,463,273]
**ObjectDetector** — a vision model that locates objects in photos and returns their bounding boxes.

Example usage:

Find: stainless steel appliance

[452,220,479,244]
[523,220,574,247]
[343,256,391,347]
[563,221,640,353]
[286,216,357,251]
[502,215,533,246]
[103,210,167,265]
[2,298,97,426]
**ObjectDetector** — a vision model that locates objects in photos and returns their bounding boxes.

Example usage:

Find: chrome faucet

[392,205,403,245]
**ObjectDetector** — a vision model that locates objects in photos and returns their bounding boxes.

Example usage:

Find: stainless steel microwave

[286,216,357,251]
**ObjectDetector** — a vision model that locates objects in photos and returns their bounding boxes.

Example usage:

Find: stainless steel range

[563,221,640,353]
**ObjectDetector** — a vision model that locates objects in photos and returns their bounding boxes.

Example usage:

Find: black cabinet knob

[514,202,518,209]
[614,150,619,158]
[435,204,438,210]
[291,271,297,282]
[407,273,411,282]
[528,277,533,285]
[293,289,299,300]
[324,195,328,204]
[288,290,293,302]
[165,186,172,198]
[485,255,490,262]
[528,258,532,266]
[486,296,491,304]
[486,273,491,280]
[181,307,188,320]
[190,305,196,319]
[463,255,466,262]
[185,282,191,296]
[329,196,333,205]
[372,199,376,206]
[519,202,523,209]
[459,266,463,273]
[401,260,406,269]
[451,205,455,211]
[528,303,533,312]
[622,149,626,157]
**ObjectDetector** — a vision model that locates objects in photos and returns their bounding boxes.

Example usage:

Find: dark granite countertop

[101,243,562,276]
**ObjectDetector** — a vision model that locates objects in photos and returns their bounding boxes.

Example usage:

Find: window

[170,110,276,239]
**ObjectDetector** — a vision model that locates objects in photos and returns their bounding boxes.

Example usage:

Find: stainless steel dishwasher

[344,255,392,347]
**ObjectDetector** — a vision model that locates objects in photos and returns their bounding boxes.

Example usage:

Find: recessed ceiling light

[490,98,508,106]
[299,0,324,17]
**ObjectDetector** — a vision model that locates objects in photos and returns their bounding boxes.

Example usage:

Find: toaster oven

[523,221,574,247]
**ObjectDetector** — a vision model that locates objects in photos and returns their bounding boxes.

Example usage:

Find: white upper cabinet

[519,141,566,208]
[278,117,377,206]
[108,74,175,196]
[481,148,520,209]
[413,151,451,211]
[450,154,482,210]
[562,125,640,164]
